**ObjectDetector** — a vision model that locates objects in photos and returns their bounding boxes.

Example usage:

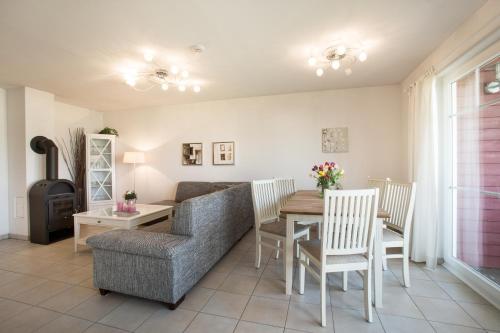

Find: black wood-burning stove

[29,136,76,244]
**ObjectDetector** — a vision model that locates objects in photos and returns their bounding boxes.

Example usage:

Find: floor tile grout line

[431,274,489,330]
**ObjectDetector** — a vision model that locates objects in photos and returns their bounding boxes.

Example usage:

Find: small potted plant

[311,162,344,197]
[99,127,119,136]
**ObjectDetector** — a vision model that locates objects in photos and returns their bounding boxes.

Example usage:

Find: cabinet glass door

[89,138,113,202]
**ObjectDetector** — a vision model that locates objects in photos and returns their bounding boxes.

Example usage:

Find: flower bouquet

[311,162,344,197]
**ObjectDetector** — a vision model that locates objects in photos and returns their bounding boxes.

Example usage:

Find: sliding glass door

[450,55,500,290]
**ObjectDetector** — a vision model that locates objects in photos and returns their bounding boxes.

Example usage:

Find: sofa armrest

[87,229,192,259]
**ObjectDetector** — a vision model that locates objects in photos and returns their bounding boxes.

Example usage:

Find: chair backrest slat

[274,178,296,209]
[382,182,416,236]
[251,180,280,230]
[368,178,391,208]
[322,188,379,257]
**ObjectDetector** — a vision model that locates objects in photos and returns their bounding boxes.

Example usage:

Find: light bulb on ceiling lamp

[358,51,367,62]
[178,85,186,92]
[161,83,168,91]
[337,45,346,56]
[344,68,352,76]
[124,73,137,87]
[171,65,179,75]
[308,56,317,66]
[193,85,201,93]
[331,59,340,70]
[181,70,189,78]
[315,68,324,77]
[125,78,136,87]
[143,51,154,62]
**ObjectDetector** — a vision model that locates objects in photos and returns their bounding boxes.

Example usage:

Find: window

[451,56,500,286]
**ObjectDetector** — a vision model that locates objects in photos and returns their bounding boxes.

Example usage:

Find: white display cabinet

[86,134,116,211]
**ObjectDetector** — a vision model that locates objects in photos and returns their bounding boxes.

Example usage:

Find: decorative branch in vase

[310,162,344,197]
[57,128,86,211]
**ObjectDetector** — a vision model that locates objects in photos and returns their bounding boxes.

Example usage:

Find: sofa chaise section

[86,183,254,308]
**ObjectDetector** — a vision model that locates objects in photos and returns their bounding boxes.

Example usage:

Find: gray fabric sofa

[86,183,254,308]
[151,181,245,215]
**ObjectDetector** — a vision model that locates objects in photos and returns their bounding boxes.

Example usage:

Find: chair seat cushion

[299,239,368,265]
[383,229,404,244]
[259,219,309,237]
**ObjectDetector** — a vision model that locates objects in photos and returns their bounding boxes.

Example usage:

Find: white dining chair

[381,182,416,287]
[298,188,379,326]
[251,179,310,270]
[368,177,391,209]
[274,178,297,258]
[275,177,323,246]
[275,178,296,209]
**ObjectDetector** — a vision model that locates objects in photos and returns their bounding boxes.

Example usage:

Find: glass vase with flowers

[311,162,344,197]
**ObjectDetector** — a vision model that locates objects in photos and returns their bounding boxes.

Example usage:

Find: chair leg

[382,246,388,271]
[320,270,327,327]
[403,244,411,288]
[282,247,287,281]
[255,234,262,269]
[317,222,321,239]
[342,271,348,291]
[305,231,310,265]
[296,239,300,259]
[364,266,373,323]
[275,240,280,260]
[299,251,305,295]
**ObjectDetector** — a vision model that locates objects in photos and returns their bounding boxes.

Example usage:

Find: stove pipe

[30,136,58,180]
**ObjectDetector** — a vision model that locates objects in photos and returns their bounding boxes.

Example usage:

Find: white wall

[0,89,8,237]
[104,85,404,204]
[54,101,103,180]
[6,87,27,237]
[25,88,55,190]
[4,88,103,238]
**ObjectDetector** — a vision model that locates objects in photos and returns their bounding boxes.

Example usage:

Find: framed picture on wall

[213,141,235,165]
[182,143,203,165]
[322,127,349,153]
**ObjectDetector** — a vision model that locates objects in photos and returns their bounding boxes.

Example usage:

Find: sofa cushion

[175,181,213,202]
[87,229,191,259]
[171,183,253,238]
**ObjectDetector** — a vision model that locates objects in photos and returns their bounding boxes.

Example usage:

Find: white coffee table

[73,204,173,252]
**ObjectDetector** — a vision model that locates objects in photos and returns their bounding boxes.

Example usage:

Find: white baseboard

[8,233,29,241]
[0,234,8,240]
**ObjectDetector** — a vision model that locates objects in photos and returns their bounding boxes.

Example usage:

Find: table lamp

[123,151,145,191]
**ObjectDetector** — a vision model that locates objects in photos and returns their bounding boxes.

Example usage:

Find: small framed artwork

[182,143,203,165]
[322,127,349,153]
[213,141,235,165]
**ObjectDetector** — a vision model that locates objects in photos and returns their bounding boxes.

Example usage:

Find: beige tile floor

[0,233,499,333]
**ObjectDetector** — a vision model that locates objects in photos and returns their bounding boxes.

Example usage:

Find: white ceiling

[0,0,485,111]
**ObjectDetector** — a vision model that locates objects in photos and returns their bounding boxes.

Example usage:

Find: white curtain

[407,71,439,269]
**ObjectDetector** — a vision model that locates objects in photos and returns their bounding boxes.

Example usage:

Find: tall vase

[317,184,330,198]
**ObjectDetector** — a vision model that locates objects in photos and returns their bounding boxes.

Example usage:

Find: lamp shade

[123,151,145,164]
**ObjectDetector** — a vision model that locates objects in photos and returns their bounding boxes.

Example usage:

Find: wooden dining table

[280,190,389,308]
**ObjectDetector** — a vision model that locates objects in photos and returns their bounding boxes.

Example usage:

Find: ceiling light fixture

[307,42,368,77]
[122,47,204,93]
